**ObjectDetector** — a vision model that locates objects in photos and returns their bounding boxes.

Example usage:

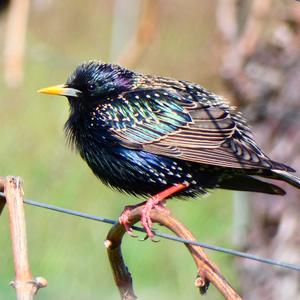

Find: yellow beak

[38,84,81,97]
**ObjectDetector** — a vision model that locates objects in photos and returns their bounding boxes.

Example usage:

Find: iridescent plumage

[39,60,300,236]
[60,61,300,197]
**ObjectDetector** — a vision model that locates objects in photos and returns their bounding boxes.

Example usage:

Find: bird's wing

[102,87,274,169]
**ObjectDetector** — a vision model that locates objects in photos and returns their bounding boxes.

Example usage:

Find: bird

[0,0,9,15]
[0,0,9,13]
[38,60,300,238]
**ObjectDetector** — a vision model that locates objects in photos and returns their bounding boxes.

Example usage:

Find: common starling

[0,0,9,13]
[39,61,300,237]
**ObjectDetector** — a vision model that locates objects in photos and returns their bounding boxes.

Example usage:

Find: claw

[126,228,138,238]
[139,197,164,238]
[119,208,139,237]
[150,236,160,243]
[138,233,160,242]
[151,238,160,243]
[138,235,149,242]
[119,183,189,238]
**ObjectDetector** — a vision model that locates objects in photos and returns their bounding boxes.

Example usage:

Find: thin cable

[1,192,300,272]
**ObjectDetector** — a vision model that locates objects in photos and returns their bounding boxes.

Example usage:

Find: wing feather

[97,87,277,170]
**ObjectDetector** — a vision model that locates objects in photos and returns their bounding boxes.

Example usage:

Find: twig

[217,0,272,80]
[105,205,242,300]
[3,0,30,87]
[116,0,158,68]
[236,0,272,59]
[216,0,238,44]
[2,176,47,300]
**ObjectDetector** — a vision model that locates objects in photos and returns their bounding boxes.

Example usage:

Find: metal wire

[1,191,300,272]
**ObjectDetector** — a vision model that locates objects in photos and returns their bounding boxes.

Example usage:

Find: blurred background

[0,1,299,299]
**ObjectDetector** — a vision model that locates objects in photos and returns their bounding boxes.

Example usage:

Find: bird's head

[38,60,135,108]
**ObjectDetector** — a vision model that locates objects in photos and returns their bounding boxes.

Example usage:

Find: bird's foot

[119,204,142,237]
[140,197,166,238]
[119,183,189,239]
[118,200,164,239]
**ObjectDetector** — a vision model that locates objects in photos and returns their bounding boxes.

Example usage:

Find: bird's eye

[87,83,96,91]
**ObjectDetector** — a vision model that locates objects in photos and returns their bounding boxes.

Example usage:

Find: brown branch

[216,0,238,44]
[116,0,158,68]
[217,0,272,79]
[3,0,30,87]
[1,176,47,299]
[105,206,242,300]
[236,0,272,59]
[216,0,273,107]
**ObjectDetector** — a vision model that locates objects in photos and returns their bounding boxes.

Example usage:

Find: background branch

[217,0,271,91]
[3,0,29,87]
[216,1,300,299]
[116,0,158,68]
[106,205,242,300]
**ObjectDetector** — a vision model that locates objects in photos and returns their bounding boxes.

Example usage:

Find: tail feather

[270,160,296,173]
[268,169,300,189]
[219,175,286,195]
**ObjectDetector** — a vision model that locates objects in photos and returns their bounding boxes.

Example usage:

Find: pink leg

[119,183,189,238]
